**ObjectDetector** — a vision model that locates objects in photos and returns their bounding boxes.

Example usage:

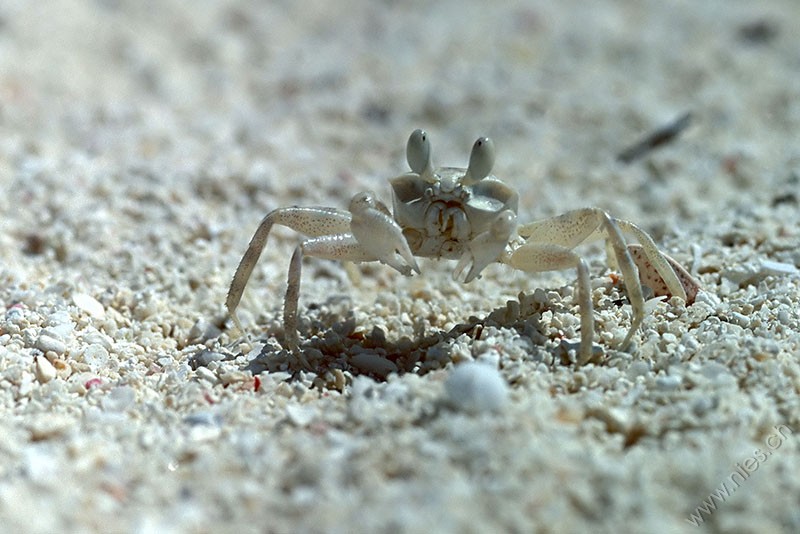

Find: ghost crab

[227,129,699,366]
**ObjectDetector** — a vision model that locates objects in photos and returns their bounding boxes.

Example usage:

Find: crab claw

[454,210,516,282]
[350,192,421,276]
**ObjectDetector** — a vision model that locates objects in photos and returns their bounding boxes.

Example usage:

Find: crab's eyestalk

[462,136,495,186]
[406,129,434,181]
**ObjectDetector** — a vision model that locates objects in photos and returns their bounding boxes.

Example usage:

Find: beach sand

[1,1,799,532]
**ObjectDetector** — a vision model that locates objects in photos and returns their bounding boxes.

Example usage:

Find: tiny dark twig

[617,112,693,164]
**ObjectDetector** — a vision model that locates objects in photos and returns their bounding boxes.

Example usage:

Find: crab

[226,129,700,366]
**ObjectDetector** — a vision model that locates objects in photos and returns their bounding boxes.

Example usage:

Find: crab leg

[506,243,595,364]
[603,215,646,350]
[283,236,377,361]
[228,194,420,362]
[283,196,419,353]
[226,207,352,332]
[611,220,688,302]
[515,208,650,359]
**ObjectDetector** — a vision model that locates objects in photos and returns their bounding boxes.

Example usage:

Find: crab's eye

[463,136,495,185]
[406,129,432,174]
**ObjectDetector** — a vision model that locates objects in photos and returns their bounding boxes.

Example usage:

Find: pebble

[73,293,106,319]
[195,366,218,384]
[34,355,57,383]
[45,310,73,328]
[80,331,113,351]
[189,349,226,369]
[17,372,35,397]
[655,374,682,391]
[183,412,222,442]
[627,360,651,378]
[722,259,799,287]
[759,259,799,276]
[35,334,66,355]
[184,412,220,426]
[4,306,28,328]
[729,311,750,328]
[444,361,509,413]
[350,352,398,379]
[777,308,791,326]
[187,422,222,442]
[187,318,222,343]
[699,362,729,380]
[26,414,73,441]
[43,313,75,340]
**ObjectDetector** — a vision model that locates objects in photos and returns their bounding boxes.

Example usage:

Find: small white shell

[444,361,509,413]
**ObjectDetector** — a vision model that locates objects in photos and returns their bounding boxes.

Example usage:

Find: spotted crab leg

[227,195,419,365]
[226,206,352,334]
[513,208,653,362]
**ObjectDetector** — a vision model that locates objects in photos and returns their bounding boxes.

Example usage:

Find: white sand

[1,1,799,532]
